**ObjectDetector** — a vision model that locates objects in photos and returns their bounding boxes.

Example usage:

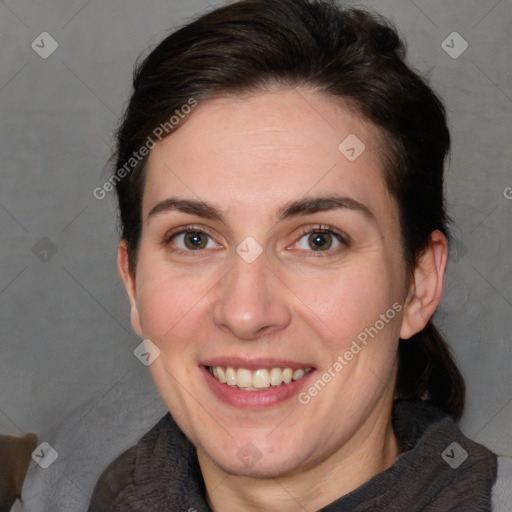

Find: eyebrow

[148,198,224,222]
[276,195,375,222]
[147,195,375,224]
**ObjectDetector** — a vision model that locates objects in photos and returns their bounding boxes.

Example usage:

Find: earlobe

[399,230,448,340]
[117,241,143,337]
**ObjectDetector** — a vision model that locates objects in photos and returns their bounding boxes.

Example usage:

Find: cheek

[134,263,197,340]
[297,259,397,337]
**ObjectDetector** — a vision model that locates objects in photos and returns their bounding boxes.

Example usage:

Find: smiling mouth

[207,366,314,391]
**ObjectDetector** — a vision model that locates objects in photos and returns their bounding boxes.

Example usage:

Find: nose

[212,250,292,341]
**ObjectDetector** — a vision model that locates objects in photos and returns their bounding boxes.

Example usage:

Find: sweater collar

[120,399,496,511]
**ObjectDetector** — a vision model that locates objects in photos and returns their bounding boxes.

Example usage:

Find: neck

[198,392,399,512]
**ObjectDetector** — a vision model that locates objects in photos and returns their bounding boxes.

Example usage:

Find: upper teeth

[209,366,312,390]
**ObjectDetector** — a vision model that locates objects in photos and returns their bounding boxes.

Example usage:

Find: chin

[207,447,304,479]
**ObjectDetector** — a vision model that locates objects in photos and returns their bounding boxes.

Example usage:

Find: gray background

[0,0,510,510]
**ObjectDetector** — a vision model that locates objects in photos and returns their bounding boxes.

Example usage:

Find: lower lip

[201,366,316,409]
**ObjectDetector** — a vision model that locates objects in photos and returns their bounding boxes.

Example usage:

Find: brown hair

[113,0,465,419]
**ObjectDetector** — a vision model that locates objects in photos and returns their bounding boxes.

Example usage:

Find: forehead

[143,88,395,227]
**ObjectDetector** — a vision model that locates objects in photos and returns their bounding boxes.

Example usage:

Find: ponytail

[396,320,465,420]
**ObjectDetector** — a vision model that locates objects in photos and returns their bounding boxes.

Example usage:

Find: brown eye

[171,230,216,251]
[293,227,347,254]
[184,231,208,250]
[307,232,333,251]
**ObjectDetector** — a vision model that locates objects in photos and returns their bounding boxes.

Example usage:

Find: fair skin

[118,88,448,511]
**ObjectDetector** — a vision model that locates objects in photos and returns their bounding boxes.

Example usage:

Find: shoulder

[87,413,172,512]
[492,455,512,511]
[87,445,138,511]
[391,400,499,510]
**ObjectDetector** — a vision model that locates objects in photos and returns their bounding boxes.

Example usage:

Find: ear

[117,241,143,338]
[400,230,448,340]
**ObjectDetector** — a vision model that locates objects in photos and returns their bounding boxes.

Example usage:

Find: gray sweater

[87,399,509,511]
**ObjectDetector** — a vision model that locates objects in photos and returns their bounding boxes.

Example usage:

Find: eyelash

[162,224,219,254]
[163,223,349,257]
[293,224,349,256]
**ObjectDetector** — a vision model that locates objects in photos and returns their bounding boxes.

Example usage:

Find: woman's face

[121,88,411,478]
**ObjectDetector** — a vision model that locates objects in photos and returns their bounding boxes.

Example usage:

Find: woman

[88,1,510,510]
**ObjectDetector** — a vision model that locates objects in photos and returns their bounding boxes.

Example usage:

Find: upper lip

[201,357,315,371]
